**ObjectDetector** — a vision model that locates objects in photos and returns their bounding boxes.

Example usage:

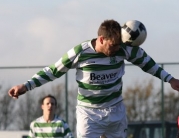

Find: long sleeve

[61,119,74,138]
[123,45,173,82]
[24,44,83,91]
[28,122,35,138]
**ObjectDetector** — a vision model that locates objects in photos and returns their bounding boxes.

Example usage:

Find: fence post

[161,64,165,138]
[65,73,68,123]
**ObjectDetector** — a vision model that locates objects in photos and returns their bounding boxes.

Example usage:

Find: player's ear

[41,104,44,110]
[99,36,104,44]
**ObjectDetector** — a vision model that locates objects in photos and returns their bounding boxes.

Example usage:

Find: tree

[123,79,159,121]
[158,90,179,121]
[15,91,42,130]
[1,78,178,133]
[0,85,16,130]
[67,87,78,135]
[123,79,179,122]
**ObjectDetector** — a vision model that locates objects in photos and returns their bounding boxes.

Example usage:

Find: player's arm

[28,122,35,138]
[125,46,179,92]
[8,84,27,99]
[62,119,74,138]
[125,46,173,82]
[24,45,81,91]
[8,44,82,98]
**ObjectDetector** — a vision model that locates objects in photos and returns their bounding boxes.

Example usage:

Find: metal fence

[0,62,179,137]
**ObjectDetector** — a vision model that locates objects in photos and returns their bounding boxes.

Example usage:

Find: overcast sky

[1,0,179,67]
[0,0,179,90]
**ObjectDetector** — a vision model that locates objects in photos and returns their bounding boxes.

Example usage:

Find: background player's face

[101,37,120,56]
[41,97,56,116]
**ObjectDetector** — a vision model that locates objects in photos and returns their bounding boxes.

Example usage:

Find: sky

[0,0,179,67]
[0,0,179,88]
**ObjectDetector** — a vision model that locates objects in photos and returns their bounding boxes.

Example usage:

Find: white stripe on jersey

[55,58,69,72]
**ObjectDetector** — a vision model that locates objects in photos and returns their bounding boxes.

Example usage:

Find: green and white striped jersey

[24,39,173,108]
[28,115,73,138]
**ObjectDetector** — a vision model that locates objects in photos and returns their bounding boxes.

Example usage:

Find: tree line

[0,79,179,135]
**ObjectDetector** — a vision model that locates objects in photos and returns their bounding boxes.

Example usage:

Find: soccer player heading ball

[8,19,179,138]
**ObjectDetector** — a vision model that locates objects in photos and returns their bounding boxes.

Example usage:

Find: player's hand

[169,78,179,91]
[8,84,27,99]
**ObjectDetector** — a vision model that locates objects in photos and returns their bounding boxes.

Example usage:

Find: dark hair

[98,19,121,43]
[41,94,57,106]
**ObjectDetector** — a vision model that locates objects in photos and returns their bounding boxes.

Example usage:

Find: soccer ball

[121,20,147,46]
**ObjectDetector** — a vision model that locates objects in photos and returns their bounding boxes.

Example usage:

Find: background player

[28,94,73,138]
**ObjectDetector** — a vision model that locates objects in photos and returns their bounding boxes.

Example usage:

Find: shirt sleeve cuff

[166,75,173,82]
[23,81,31,91]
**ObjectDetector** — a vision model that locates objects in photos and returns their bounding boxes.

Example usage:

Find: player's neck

[43,114,55,123]
[91,38,97,51]
[92,38,101,53]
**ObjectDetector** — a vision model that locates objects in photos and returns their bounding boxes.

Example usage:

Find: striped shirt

[28,115,73,138]
[24,39,173,108]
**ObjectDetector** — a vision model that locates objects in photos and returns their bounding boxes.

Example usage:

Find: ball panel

[121,20,147,47]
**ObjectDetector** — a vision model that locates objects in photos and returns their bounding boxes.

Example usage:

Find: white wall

[0,131,28,138]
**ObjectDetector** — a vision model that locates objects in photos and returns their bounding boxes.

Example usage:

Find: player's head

[97,19,121,56]
[98,19,121,41]
[41,94,57,106]
[41,94,57,115]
